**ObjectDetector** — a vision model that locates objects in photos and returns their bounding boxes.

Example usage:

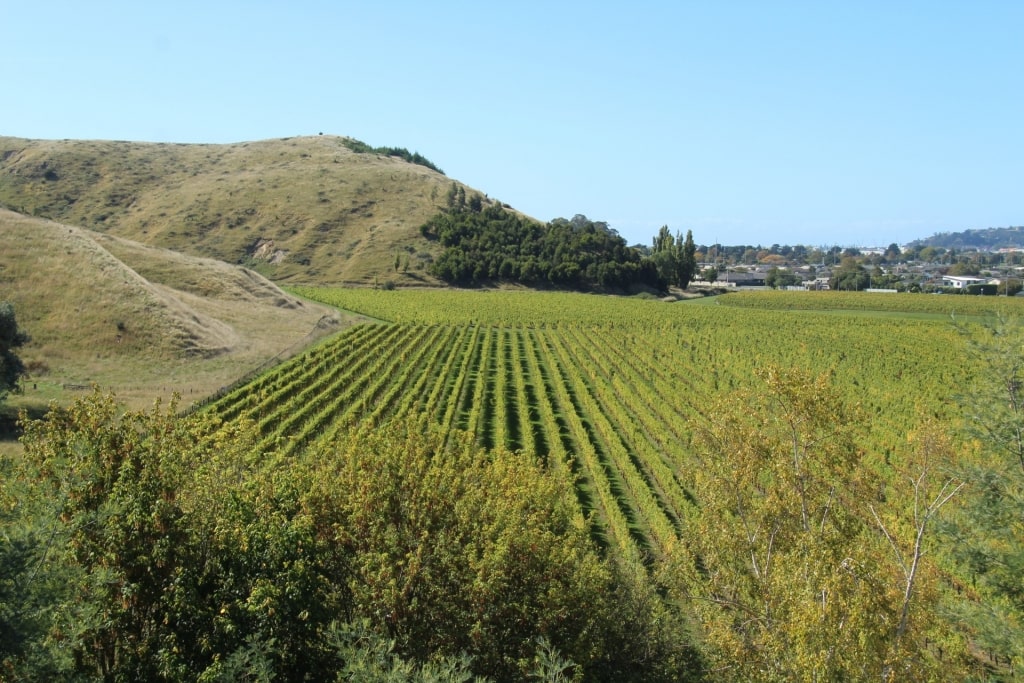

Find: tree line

[341,138,445,175]
[422,201,697,292]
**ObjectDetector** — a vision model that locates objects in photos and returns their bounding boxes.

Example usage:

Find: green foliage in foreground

[1,393,697,681]
[942,315,1024,672]
[673,366,970,681]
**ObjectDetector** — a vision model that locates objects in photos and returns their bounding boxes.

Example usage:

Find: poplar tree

[650,228,697,289]
[679,229,697,288]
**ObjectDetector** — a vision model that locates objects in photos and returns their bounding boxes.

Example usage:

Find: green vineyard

[718,289,1024,317]
[206,288,1000,566]
[12,287,1024,680]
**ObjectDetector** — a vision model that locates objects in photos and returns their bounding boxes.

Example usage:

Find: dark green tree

[0,302,29,404]
[426,207,658,291]
[829,257,870,291]
[651,228,697,289]
[0,446,73,678]
[653,225,674,254]
[765,266,800,289]
[918,246,940,263]
[885,243,902,262]
[651,227,676,288]
[947,261,980,276]
[999,278,1023,296]
[651,226,677,289]
[679,229,697,289]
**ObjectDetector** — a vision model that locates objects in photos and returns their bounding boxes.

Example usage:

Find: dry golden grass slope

[0,135,497,285]
[0,208,348,411]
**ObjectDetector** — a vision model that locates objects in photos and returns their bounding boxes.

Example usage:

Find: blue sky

[5,1,1021,248]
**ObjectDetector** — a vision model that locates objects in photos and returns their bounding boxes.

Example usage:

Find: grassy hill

[0,135,494,285]
[0,208,348,414]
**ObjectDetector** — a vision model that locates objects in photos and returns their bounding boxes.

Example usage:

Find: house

[942,275,988,289]
[719,271,766,287]
[805,277,831,291]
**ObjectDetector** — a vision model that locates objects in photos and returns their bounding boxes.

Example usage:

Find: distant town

[690,242,1024,294]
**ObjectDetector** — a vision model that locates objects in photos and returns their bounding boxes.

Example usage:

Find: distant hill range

[0,135,498,285]
[909,226,1024,251]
